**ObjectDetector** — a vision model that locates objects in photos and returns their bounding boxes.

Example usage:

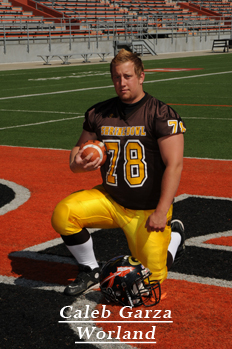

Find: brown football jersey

[83,93,186,210]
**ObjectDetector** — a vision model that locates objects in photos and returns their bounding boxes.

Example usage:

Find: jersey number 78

[104,140,148,188]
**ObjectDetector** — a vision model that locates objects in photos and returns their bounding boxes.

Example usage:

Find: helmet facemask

[100,255,161,308]
[129,272,161,307]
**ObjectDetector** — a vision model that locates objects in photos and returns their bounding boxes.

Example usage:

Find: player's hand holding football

[145,210,167,233]
[71,148,102,172]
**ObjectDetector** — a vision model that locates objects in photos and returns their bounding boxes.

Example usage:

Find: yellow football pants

[51,185,173,283]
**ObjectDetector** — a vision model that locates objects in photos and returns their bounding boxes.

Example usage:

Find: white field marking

[184,117,232,120]
[9,235,78,265]
[174,193,232,202]
[0,114,231,132]
[0,144,70,151]
[9,228,101,265]
[0,275,64,292]
[0,108,81,115]
[174,194,232,251]
[167,272,232,288]
[10,250,78,265]
[144,70,232,84]
[185,231,232,252]
[1,108,232,118]
[0,115,84,130]
[183,156,232,161]
[0,70,231,101]
[1,270,232,291]
[28,71,110,81]
[0,84,114,100]
[0,179,30,215]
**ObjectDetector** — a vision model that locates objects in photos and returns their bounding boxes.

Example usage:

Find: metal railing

[0,14,231,53]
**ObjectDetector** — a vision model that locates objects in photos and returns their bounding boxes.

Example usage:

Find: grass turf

[0,53,231,159]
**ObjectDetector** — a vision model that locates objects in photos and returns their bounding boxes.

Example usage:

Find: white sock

[66,236,99,270]
[168,232,181,261]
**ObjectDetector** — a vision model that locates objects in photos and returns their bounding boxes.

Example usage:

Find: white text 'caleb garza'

[60,304,172,319]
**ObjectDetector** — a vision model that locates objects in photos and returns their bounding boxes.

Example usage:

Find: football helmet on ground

[100,255,161,307]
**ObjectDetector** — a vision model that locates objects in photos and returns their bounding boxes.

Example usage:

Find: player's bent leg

[122,206,172,284]
[61,229,99,269]
[51,185,118,236]
[138,225,171,284]
[51,185,118,296]
[61,229,101,296]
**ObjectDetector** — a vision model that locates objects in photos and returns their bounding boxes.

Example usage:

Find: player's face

[111,61,145,104]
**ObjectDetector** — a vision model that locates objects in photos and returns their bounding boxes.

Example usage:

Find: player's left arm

[145,133,184,232]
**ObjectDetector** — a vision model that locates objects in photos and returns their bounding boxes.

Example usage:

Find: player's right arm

[70,130,101,173]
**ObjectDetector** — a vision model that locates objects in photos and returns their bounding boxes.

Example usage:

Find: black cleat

[64,265,100,296]
[171,219,185,266]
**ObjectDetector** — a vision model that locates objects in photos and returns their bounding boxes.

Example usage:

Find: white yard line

[0,114,231,131]
[0,70,231,130]
[0,84,114,100]
[0,108,81,115]
[0,70,231,101]
[0,115,84,130]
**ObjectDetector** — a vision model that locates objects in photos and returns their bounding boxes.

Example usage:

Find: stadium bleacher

[0,0,231,56]
[190,0,232,16]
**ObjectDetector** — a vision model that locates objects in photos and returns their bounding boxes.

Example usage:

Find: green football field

[0,53,231,159]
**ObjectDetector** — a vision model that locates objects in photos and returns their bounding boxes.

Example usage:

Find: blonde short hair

[110,49,144,78]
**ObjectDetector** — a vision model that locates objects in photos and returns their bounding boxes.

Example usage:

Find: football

[80,140,107,166]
